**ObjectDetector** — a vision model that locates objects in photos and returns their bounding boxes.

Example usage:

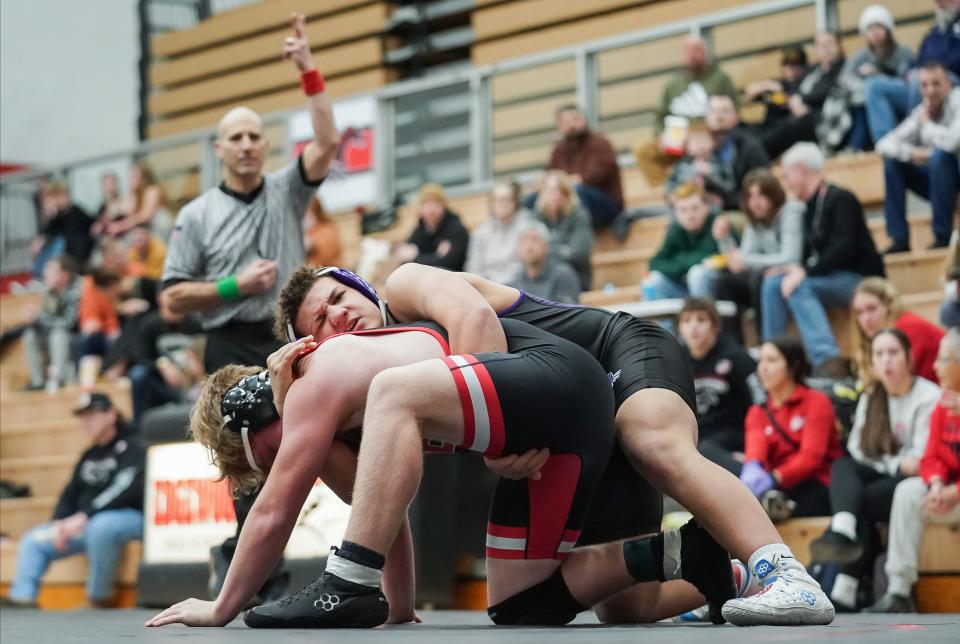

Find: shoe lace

[276,574,330,607]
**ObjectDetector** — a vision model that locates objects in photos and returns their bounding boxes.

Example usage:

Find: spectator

[465,181,531,284]
[739,337,842,518]
[876,61,959,253]
[759,33,846,159]
[0,392,144,609]
[107,163,172,241]
[159,13,337,602]
[393,183,470,271]
[809,329,939,611]
[509,221,581,304]
[530,171,594,289]
[746,46,811,143]
[713,169,804,341]
[77,267,123,380]
[635,35,739,185]
[678,298,759,472]
[665,123,735,208]
[761,143,884,375]
[303,196,342,267]
[866,0,960,143]
[33,181,96,272]
[129,334,206,427]
[127,224,167,281]
[870,329,960,613]
[841,5,915,151]
[542,104,623,228]
[21,255,82,390]
[705,94,771,210]
[943,221,960,327]
[851,277,945,384]
[93,172,124,236]
[642,182,720,302]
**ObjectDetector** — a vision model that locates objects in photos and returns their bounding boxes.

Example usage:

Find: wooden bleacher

[0,372,139,609]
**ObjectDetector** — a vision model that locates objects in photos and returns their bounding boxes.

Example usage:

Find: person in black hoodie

[2,393,145,609]
[393,183,470,271]
[705,94,771,210]
[760,143,885,376]
[678,298,761,472]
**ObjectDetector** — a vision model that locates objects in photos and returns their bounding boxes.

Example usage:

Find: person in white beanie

[841,4,915,150]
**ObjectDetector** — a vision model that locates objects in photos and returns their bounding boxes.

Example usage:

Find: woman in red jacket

[739,336,843,518]
[851,277,944,384]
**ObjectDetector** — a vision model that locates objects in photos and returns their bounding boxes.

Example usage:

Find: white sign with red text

[143,442,350,564]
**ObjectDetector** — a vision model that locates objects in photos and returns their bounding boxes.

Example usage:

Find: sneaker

[675,518,736,624]
[722,553,835,626]
[672,560,758,622]
[883,240,910,255]
[244,571,388,629]
[863,593,915,613]
[928,238,950,251]
[0,597,38,609]
[809,530,864,565]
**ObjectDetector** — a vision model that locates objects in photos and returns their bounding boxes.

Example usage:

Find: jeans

[574,183,622,229]
[883,149,959,244]
[847,105,871,151]
[22,325,71,387]
[128,363,181,427]
[9,508,143,602]
[941,300,960,328]
[78,332,110,358]
[761,270,863,367]
[642,265,717,301]
[32,237,66,278]
[865,76,912,143]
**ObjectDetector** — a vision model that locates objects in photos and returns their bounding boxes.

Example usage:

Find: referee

[160,13,338,601]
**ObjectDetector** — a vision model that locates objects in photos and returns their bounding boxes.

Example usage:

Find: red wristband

[300,69,325,96]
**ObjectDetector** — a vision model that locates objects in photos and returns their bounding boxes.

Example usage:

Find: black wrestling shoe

[809,530,863,565]
[863,593,915,613]
[243,571,388,629]
[677,518,736,625]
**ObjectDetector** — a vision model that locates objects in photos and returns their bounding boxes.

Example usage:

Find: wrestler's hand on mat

[145,598,231,627]
[267,336,318,413]
[385,611,423,625]
[484,448,550,480]
[283,13,315,72]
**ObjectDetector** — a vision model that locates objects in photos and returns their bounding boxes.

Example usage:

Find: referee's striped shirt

[162,157,323,330]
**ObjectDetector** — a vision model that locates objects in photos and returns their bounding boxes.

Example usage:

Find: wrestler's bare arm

[384,263,515,353]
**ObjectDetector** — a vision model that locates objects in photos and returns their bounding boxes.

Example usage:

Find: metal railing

[1,0,840,273]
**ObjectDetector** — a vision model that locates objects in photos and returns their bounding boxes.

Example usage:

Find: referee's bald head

[218,106,263,140]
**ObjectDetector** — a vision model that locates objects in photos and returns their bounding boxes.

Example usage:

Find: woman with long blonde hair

[850,276,943,384]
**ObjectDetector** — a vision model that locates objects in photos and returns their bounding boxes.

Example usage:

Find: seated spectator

[303,196,342,267]
[841,5,915,151]
[21,255,82,390]
[33,182,96,274]
[739,336,842,518]
[92,172,124,237]
[870,329,960,613]
[876,61,959,253]
[758,32,846,159]
[540,105,623,228]
[866,0,960,143]
[705,94,771,210]
[713,169,805,340]
[635,35,739,185]
[641,182,720,302]
[510,222,581,304]
[943,221,960,327]
[465,181,532,284]
[746,46,811,143]
[809,329,939,611]
[129,334,206,427]
[0,392,145,609]
[392,183,469,272]
[761,143,884,375]
[678,298,759,472]
[852,277,945,384]
[530,171,594,289]
[665,123,735,208]
[107,163,173,241]
[127,224,166,281]
[77,267,124,382]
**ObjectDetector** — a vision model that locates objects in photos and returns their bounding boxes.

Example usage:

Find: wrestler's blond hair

[190,364,265,496]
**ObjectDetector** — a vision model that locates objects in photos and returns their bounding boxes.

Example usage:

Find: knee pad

[487,568,584,626]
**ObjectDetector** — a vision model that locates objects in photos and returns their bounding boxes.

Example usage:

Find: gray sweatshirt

[464,209,532,284]
[738,200,805,270]
[846,377,940,476]
[876,87,960,159]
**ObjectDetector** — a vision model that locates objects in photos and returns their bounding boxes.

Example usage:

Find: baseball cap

[73,392,113,415]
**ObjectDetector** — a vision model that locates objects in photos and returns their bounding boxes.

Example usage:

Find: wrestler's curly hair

[273,265,327,342]
[190,364,265,496]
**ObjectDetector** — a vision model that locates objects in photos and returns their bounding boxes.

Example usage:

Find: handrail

[0,0,827,189]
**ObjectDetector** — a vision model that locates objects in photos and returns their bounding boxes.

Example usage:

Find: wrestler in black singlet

[497,291,697,543]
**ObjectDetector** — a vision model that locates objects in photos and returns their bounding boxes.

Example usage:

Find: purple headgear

[285,266,389,341]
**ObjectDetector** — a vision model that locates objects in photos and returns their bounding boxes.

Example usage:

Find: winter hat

[859,4,895,35]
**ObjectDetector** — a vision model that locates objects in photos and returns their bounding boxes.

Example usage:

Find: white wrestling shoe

[721,552,835,626]
[671,560,760,622]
